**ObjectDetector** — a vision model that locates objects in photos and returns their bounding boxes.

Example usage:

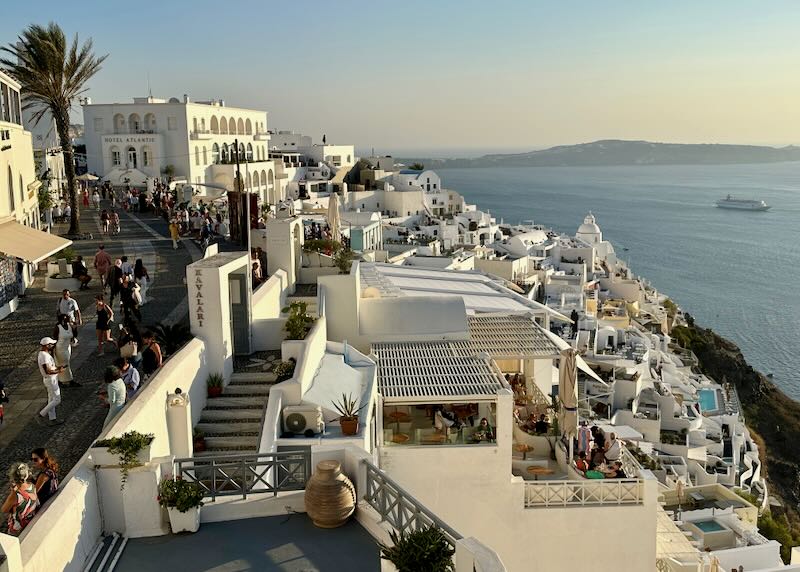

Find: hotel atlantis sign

[102,135,157,144]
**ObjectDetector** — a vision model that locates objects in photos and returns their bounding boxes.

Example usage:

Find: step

[196,421,261,436]
[223,384,272,397]
[204,397,268,410]
[193,449,257,458]
[205,436,259,451]
[199,409,264,422]
[230,372,277,384]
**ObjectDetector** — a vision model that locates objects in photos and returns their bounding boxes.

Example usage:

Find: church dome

[577,212,601,236]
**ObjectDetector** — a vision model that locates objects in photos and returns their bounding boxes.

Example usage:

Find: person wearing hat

[37,338,64,426]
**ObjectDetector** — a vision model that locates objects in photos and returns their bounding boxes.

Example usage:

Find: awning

[542,328,606,385]
[597,424,643,441]
[0,219,72,263]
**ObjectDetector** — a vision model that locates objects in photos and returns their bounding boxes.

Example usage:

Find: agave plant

[1,23,107,235]
[332,393,365,421]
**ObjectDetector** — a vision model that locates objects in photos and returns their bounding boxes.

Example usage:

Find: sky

[3,1,800,156]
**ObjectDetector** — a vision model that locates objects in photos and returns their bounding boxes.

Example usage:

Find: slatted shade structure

[467,314,560,359]
[373,341,509,403]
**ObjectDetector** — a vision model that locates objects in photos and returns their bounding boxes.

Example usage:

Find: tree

[409,162,425,171]
[1,23,107,236]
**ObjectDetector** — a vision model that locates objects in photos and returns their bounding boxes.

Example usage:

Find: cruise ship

[716,194,771,210]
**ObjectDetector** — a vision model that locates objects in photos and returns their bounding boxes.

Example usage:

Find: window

[168,116,177,130]
[212,143,220,164]
[203,147,208,164]
[195,146,200,165]
[347,154,351,163]
[94,118,104,132]
[111,147,121,166]
[19,174,23,204]
[246,143,253,161]
[377,203,380,208]
[221,143,229,163]
[128,113,140,132]
[143,146,152,166]
[7,166,14,211]
[0,83,9,122]
[433,184,437,189]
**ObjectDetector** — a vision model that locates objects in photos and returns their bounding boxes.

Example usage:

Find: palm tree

[1,23,107,236]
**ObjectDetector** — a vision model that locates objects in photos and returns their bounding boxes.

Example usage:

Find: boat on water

[716,194,771,211]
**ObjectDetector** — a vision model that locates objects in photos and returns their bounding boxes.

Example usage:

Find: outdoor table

[526,466,556,481]
[421,433,447,445]
[585,470,605,480]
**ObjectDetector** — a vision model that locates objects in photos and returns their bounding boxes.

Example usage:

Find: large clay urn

[304,460,356,528]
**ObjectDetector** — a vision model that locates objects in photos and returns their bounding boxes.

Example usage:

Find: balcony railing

[190,130,212,139]
[174,450,311,501]
[523,478,644,508]
[362,459,462,550]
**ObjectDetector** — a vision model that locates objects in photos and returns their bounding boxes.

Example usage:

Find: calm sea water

[438,163,800,399]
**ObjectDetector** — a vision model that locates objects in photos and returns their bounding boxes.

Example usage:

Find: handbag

[120,341,138,358]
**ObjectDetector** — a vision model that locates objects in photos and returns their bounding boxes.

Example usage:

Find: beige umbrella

[708,555,721,572]
[76,173,99,181]
[327,192,341,243]
[558,348,579,438]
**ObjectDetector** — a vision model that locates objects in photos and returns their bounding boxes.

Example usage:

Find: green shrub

[207,372,224,388]
[380,525,455,572]
[333,248,354,274]
[95,431,154,488]
[52,246,76,263]
[303,238,342,254]
[158,477,205,512]
[282,301,316,340]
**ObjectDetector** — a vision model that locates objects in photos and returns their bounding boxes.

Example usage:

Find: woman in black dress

[95,295,115,356]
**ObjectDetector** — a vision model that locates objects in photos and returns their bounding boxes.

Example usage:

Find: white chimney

[183,94,190,103]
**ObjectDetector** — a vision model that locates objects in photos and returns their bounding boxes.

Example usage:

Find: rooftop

[114,515,378,572]
[467,313,560,358]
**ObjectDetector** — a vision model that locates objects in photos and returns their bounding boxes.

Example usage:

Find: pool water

[695,520,726,533]
[698,388,718,412]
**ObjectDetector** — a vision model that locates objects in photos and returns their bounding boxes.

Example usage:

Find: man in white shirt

[37,337,64,425]
[56,289,82,339]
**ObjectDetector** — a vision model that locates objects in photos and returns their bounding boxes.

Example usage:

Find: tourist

[1,463,39,536]
[472,418,495,442]
[130,192,139,213]
[575,451,589,473]
[52,202,62,223]
[30,448,59,505]
[433,405,458,432]
[118,324,143,369]
[534,414,550,435]
[52,314,79,388]
[55,289,81,329]
[133,259,150,305]
[120,256,133,277]
[92,190,101,209]
[604,432,621,462]
[141,331,163,379]
[110,189,117,208]
[95,295,115,356]
[256,246,268,274]
[113,357,140,399]
[590,446,606,470]
[603,461,626,479]
[37,337,63,426]
[94,245,112,291]
[111,210,120,235]
[72,256,92,290]
[100,208,110,234]
[523,413,538,433]
[577,421,592,456]
[63,204,71,220]
[108,260,124,306]
[82,189,89,208]
[169,219,180,249]
[101,366,127,428]
[119,275,142,324]
[251,262,263,287]
[591,425,605,451]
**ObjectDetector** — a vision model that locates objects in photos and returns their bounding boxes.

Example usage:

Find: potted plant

[92,431,155,488]
[274,358,296,382]
[379,525,455,572]
[282,302,316,340]
[207,372,224,398]
[193,429,206,453]
[333,393,366,436]
[157,477,205,533]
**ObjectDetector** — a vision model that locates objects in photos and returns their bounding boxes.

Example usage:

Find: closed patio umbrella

[327,192,341,243]
[558,347,579,439]
[76,173,99,181]
[708,555,721,572]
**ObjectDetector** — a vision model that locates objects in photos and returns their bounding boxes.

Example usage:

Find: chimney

[183,94,190,103]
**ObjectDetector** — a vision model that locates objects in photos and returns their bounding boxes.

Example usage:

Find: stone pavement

[0,198,201,499]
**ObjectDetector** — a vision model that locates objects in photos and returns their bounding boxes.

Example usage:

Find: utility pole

[233,138,250,253]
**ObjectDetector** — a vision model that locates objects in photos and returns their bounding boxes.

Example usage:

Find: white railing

[524,479,644,508]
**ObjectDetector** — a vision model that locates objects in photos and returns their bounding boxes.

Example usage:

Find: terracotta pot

[194,438,206,453]
[207,386,223,398]
[340,417,359,436]
[304,460,356,528]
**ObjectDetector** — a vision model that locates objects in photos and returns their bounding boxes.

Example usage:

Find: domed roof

[577,212,601,235]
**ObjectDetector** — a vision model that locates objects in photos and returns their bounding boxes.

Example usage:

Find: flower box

[90,444,153,467]
[167,506,201,533]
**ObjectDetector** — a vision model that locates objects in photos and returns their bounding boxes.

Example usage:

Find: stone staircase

[195,370,277,456]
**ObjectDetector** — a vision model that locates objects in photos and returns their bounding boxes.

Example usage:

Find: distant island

[399,139,800,169]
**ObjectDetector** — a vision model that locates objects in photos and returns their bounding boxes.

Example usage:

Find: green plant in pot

[158,477,205,533]
[282,301,316,340]
[333,393,366,436]
[207,372,224,398]
[379,524,455,572]
[274,358,296,382]
[94,431,155,488]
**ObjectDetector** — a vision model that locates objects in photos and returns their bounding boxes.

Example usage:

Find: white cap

[40,337,57,346]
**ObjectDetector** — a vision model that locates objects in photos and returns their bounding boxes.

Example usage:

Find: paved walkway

[0,199,201,497]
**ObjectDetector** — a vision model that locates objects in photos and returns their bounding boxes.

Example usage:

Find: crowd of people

[573,423,627,478]
[1,448,60,536]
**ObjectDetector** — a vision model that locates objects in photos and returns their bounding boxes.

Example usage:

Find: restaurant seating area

[382,403,497,446]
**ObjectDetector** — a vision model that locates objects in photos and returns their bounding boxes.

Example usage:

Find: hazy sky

[3,1,800,155]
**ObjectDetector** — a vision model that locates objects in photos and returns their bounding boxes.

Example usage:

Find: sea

[437,162,800,399]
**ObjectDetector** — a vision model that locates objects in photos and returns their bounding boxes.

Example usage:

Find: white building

[81,95,282,204]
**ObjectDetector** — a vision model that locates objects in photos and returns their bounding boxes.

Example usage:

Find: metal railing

[362,460,462,549]
[524,478,644,508]
[174,450,311,501]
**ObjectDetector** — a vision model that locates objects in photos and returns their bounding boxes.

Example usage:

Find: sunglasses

[31,457,41,462]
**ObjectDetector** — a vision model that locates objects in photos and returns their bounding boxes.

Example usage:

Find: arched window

[221,143,229,163]
[111,146,121,166]
[246,143,253,161]
[19,174,24,203]
[193,118,198,132]
[219,117,228,135]
[239,143,245,160]
[237,118,244,135]
[246,172,252,189]
[211,143,220,164]
[347,154,351,163]
[144,113,156,131]
[260,170,267,187]
[195,146,200,165]
[210,116,219,134]
[7,166,14,211]
[113,114,125,134]
[142,146,152,166]
[126,146,138,169]
[203,147,208,164]
[201,118,206,131]
[229,117,236,135]
[245,119,252,135]
[128,113,141,133]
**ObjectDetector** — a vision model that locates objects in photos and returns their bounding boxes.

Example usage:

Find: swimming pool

[698,388,718,412]
[694,519,726,533]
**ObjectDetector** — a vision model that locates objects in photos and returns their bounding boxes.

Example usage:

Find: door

[229,272,250,355]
